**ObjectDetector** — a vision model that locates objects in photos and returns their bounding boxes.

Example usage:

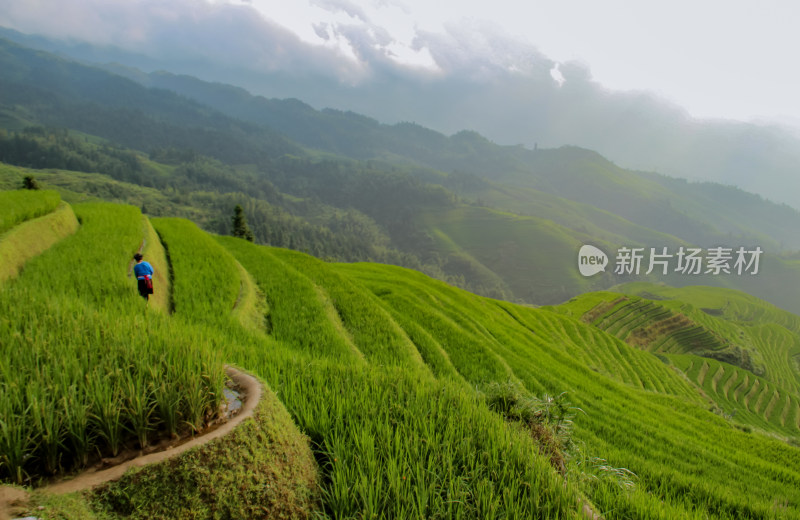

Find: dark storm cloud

[122,1,359,78]
[0,0,557,82]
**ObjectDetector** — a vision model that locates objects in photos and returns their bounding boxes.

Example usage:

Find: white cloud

[310,0,370,23]
[550,64,565,87]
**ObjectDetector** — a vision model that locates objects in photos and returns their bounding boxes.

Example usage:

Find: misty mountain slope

[407,200,800,311]
[415,205,606,303]
[3,34,798,253]
[643,171,800,249]
[116,68,800,251]
[472,145,799,250]
[451,179,690,247]
[4,23,800,211]
[2,37,800,313]
[0,38,301,164]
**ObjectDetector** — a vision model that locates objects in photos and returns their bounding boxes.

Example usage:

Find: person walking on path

[133,253,154,301]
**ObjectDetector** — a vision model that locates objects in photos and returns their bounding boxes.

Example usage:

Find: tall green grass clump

[215,237,363,361]
[0,203,225,484]
[341,262,800,519]
[484,381,582,474]
[152,218,241,321]
[0,189,61,234]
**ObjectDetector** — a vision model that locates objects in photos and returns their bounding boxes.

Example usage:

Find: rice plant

[0,189,61,234]
[0,203,226,483]
[5,201,800,519]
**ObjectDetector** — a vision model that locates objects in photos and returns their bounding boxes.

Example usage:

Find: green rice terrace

[560,285,800,438]
[2,191,800,519]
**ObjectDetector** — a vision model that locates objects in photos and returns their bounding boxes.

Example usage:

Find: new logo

[578,245,608,277]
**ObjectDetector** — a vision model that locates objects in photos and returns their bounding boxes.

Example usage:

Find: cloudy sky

[242,0,800,124]
[1,0,799,125]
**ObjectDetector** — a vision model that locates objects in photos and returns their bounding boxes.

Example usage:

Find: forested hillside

[130,69,800,251]
[2,37,800,313]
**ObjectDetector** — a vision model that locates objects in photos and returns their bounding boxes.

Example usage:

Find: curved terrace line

[46,366,262,495]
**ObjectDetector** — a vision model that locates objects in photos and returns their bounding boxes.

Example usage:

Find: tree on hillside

[22,175,39,190]
[232,204,254,242]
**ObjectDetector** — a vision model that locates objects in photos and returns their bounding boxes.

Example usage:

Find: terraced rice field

[3,200,800,519]
[673,355,800,434]
[564,289,800,438]
[587,297,728,354]
[0,202,225,483]
[0,189,61,234]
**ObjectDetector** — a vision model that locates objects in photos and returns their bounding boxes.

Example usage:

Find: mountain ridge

[3,24,800,210]
[2,36,800,314]
[112,66,800,251]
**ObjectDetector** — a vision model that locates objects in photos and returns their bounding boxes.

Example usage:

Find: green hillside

[559,284,800,438]
[0,189,78,282]
[453,179,689,249]
[2,37,800,318]
[4,194,800,519]
[128,68,800,251]
[418,205,613,302]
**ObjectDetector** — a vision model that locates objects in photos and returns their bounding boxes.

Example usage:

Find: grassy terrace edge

[3,203,800,519]
[0,198,79,284]
[0,203,227,486]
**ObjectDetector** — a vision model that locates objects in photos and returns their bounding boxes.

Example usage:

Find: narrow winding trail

[45,366,262,495]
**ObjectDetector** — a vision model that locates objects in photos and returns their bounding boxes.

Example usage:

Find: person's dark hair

[134,253,143,262]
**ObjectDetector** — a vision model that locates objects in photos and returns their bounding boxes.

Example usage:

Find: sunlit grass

[0,189,61,234]
[0,204,225,483]
[3,202,800,519]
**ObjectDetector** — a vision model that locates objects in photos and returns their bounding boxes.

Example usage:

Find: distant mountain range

[1,35,799,313]
[3,25,800,210]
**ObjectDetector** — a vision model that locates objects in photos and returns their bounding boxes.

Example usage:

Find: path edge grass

[26,376,320,519]
[140,216,170,313]
[0,201,79,284]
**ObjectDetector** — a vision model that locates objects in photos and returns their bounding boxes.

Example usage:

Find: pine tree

[22,175,39,190]
[232,205,254,242]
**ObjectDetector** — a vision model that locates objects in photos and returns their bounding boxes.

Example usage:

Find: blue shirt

[134,261,154,279]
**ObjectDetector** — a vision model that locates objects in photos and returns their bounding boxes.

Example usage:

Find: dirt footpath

[0,486,29,520]
[0,365,262,520]
[48,366,261,495]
